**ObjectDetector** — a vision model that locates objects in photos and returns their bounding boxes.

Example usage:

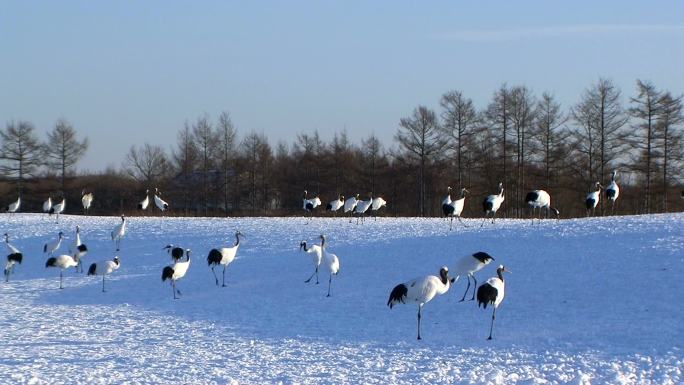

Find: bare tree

[0,120,43,195]
[509,86,536,217]
[629,80,662,213]
[440,90,477,189]
[485,85,514,216]
[242,132,273,213]
[172,122,198,215]
[217,111,237,215]
[361,134,384,194]
[192,115,216,215]
[535,93,569,190]
[125,143,170,184]
[657,91,684,211]
[395,105,445,216]
[572,79,628,190]
[44,119,89,193]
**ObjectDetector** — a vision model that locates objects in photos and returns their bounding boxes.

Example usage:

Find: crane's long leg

[457,216,468,228]
[487,307,497,340]
[471,276,477,301]
[172,280,178,299]
[417,305,423,340]
[459,276,471,302]
[449,217,453,231]
[102,274,106,293]
[326,273,332,297]
[211,266,219,286]
[59,270,64,289]
[305,266,318,284]
[222,265,227,287]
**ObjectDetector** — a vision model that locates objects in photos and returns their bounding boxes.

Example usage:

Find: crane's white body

[476,265,510,340]
[453,251,494,301]
[139,195,149,210]
[154,193,169,212]
[81,192,93,213]
[45,254,78,289]
[163,252,191,299]
[43,197,52,213]
[482,183,504,225]
[4,233,22,282]
[387,267,452,340]
[300,240,323,284]
[208,232,242,287]
[87,257,121,292]
[343,195,359,213]
[70,226,88,272]
[6,197,20,213]
[326,196,344,213]
[586,182,603,215]
[43,232,63,257]
[371,197,386,211]
[606,171,619,214]
[444,188,468,230]
[526,190,550,209]
[354,196,373,223]
[442,187,452,207]
[320,235,341,297]
[111,216,126,251]
[51,198,66,222]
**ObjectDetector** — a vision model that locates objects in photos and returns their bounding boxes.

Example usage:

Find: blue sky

[1,1,683,171]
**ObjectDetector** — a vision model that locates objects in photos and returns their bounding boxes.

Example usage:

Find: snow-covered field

[1,213,682,385]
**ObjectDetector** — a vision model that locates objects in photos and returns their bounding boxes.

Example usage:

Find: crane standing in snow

[81,190,94,215]
[477,265,511,340]
[302,190,321,222]
[69,226,88,273]
[325,195,345,216]
[43,231,64,258]
[586,182,603,216]
[319,235,340,297]
[162,249,191,299]
[299,238,323,284]
[482,182,505,226]
[45,254,78,289]
[154,188,169,212]
[444,188,468,230]
[370,196,387,220]
[207,231,243,287]
[87,256,121,292]
[50,198,66,223]
[4,233,23,282]
[111,215,126,251]
[387,266,454,340]
[605,171,620,215]
[5,197,20,214]
[452,251,495,302]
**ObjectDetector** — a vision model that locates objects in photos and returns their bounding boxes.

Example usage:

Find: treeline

[1,78,683,218]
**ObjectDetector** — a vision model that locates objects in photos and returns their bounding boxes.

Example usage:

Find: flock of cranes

[3,170,674,342]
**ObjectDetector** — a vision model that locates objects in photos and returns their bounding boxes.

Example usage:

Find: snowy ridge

[1,213,683,384]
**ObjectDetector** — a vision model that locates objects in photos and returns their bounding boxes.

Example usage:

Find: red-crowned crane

[387,266,454,340]
[444,188,468,230]
[586,182,603,216]
[299,238,323,284]
[50,198,66,223]
[81,190,94,215]
[302,190,321,222]
[154,188,169,212]
[325,194,345,216]
[370,196,387,220]
[69,226,88,273]
[482,182,504,226]
[353,193,373,224]
[207,231,243,287]
[46,254,78,289]
[319,235,340,297]
[87,256,121,292]
[162,249,191,299]
[43,231,64,258]
[605,171,620,215]
[453,251,495,302]
[43,196,52,215]
[442,186,453,207]
[477,265,511,340]
[138,189,150,211]
[525,190,559,222]
[343,194,360,221]
[4,233,23,282]
[111,215,126,251]
[5,197,20,214]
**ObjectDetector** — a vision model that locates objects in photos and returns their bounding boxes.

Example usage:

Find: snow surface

[1,213,683,384]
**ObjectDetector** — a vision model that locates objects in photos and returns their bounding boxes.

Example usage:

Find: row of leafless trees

[1,78,683,217]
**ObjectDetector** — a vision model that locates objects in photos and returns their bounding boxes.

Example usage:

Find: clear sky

[1,1,683,171]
